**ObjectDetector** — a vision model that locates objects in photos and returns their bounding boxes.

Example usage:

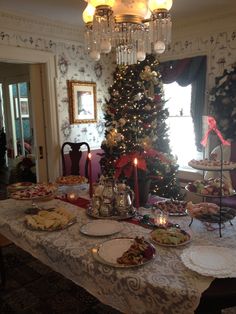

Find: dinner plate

[150,228,191,247]
[181,246,236,278]
[80,220,122,236]
[92,237,155,268]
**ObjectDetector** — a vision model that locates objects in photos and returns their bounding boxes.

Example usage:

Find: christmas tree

[100,55,182,200]
[210,64,236,140]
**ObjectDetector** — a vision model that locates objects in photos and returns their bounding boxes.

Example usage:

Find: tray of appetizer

[153,199,188,216]
[11,183,57,200]
[187,201,236,223]
[25,207,77,231]
[150,226,191,247]
[185,178,235,197]
[188,159,236,171]
[56,175,88,186]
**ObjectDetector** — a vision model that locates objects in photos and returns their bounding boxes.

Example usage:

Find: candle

[134,157,140,209]
[67,192,77,202]
[154,213,168,227]
[88,152,93,198]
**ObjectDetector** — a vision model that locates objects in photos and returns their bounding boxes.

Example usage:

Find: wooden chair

[61,142,90,178]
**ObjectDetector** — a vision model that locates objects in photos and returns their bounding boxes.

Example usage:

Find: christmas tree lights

[100,54,182,200]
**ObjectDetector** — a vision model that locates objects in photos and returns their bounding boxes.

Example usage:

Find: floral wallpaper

[0,12,235,151]
[0,24,116,150]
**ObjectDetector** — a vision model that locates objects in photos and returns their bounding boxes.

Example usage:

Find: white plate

[92,238,155,268]
[80,220,122,236]
[181,246,236,278]
[150,228,191,247]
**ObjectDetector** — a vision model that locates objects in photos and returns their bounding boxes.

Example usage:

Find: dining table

[0,191,236,314]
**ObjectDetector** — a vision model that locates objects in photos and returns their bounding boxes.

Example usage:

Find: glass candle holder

[67,190,78,202]
[154,212,169,227]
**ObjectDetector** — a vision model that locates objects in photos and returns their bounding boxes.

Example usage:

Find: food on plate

[186,201,236,223]
[186,178,234,196]
[187,201,219,217]
[56,175,88,185]
[116,237,155,265]
[11,183,57,200]
[25,207,76,230]
[150,227,190,246]
[153,199,187,215]
[188,159,236,170]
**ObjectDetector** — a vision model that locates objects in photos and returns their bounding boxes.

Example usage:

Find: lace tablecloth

[0,198,236,314]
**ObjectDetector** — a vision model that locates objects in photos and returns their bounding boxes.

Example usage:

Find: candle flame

[88,152,92,159]
[134,158,138,166]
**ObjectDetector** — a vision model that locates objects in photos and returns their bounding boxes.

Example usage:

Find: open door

[0,63,48,184]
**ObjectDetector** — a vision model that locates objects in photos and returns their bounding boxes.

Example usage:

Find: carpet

[0,244,121,314]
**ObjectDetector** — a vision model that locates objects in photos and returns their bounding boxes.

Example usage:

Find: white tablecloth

[0,198,236,314]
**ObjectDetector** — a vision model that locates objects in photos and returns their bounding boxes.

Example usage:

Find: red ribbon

[115,152,147,179]
[115,149,171,179]
[201,116,230,147]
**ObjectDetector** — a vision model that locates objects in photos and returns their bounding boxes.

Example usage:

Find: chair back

[230,141,236,190]
[61,142,90,178]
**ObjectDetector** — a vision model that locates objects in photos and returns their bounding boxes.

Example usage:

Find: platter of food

[187,202,236,223]
[87,206,136,221]
[7,182,35,191]
[153,199,188,216]
[185,178,235,197]
[10,183,57,200]
[92,237,156,267]
[25,207,77,231]
[188,159,236,171]
[150,227,191,247]
[80,220,122,237]
[56,175,88,186]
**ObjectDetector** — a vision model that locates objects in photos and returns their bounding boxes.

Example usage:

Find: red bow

[115,152,147,179]
[201,116,230,147]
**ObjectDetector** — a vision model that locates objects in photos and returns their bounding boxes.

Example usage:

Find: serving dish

[92,237,155,267]
[80,220,122,236]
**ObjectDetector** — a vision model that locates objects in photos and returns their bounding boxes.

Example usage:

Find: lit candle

[67,192,77,202]
[134,157,140,209]
[154,213,168,227]
[88,152,93,198]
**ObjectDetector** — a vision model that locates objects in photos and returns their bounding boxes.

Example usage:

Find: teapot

[115,186,134,216]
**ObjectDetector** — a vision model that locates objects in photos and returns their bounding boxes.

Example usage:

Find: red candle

[134,158,140,209]
[88,153,93,198]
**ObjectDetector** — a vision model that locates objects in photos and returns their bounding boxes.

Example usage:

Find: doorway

[0,45,60,198]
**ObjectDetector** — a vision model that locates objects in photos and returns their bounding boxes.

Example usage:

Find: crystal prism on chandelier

[82,0,173,65]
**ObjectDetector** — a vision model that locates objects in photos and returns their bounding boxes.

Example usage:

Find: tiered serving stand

[186,149,236,237]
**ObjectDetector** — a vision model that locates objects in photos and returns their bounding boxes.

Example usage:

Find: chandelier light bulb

[82,3,95,24]
[137,51,146,61]
[100,39,112,53]
[154,41,166,54]
[89,50,101,61]
[148,0,173,12]
[89,0,115,8]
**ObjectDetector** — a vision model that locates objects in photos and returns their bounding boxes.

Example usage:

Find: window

[164,82,202,169]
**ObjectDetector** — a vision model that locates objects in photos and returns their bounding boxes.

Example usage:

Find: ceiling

[0,0,235,27]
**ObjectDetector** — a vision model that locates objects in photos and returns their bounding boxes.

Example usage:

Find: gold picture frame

[68,80,97,124]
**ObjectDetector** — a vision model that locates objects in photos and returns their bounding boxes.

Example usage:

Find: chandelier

[82,0,173,65]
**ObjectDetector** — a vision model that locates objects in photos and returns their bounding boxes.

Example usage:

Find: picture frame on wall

[67,80,97,124]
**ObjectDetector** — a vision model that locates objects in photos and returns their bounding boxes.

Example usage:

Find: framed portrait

[14,97,30,118]
[68,80,97,124]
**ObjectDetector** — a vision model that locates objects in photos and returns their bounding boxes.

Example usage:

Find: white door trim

[0,45,60,181]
